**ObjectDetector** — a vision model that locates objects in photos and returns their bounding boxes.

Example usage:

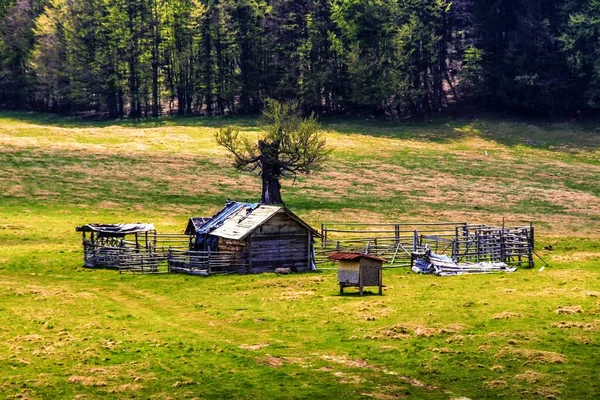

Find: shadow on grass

[0,110,259,129]
[336,290,383,297]
[2,110,599,151]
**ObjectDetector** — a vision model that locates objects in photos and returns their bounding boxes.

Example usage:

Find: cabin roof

[184,217,212,235]
[188,201,321,241]
[75,223,156,237]
[328,252,386,263]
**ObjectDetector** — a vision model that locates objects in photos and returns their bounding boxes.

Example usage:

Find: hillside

[0,112,599,398]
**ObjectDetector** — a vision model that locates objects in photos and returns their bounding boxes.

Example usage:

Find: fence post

[167,248,172,274]
[529,223,535,268]
[500,228,505,264]
[208,250,211,274]
[453,226,459,260]
[413,230,418,252]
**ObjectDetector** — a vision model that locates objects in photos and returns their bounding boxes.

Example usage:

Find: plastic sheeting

[75,223,156,237]
[412,249,516,276]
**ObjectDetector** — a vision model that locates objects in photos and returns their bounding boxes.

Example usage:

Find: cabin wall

[216,238,247,272]
[248,212,311,273]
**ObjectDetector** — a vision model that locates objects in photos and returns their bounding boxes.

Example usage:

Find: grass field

[0,111,599,399]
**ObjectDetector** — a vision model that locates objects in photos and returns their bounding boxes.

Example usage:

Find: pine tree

[0,0,35,108]
[30,0,69,111]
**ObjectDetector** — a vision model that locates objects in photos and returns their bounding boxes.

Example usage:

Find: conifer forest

[1,0,599,118]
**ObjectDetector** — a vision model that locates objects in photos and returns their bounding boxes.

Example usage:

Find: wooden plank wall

[248,212,311,272]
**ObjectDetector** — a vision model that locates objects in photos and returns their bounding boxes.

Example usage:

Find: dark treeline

[0,0,598,118]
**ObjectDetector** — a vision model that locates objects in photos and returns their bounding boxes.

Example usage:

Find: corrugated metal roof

[211,204,283,240]
[328,252,386,262]
[184,217,212,235]
[189,201,322,242]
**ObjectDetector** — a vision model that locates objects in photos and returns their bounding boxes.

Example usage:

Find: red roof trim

[328,252,386,262]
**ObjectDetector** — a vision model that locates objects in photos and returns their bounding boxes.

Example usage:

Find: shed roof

[328,252,386,263]
[75,223,156,236]
[190,201,321,241]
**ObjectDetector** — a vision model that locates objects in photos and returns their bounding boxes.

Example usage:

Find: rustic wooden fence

[316,222,466,267]
[81,222,534,273]
[82,233,191,273]
[167,249,248,275]
[317,222,534,268]
[454,224,534,267]
[81,243,169,273]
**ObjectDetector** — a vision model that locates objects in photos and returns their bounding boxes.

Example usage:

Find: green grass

[0,112,599,399]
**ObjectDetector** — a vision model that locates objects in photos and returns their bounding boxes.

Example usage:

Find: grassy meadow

[0,111,599,399]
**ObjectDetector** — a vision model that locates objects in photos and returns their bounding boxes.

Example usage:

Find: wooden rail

[167,249,248,275]
[318,221,534,269]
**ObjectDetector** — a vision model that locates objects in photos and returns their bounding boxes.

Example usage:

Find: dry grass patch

[171,380,195,387]
[552,252,600,263]
[485,380,508,389]
[68,376,108,387]
[493,312,522,320]
[108,383,144,393]
[497,348,567,364]
[369,323,464,340]
[432,347,460,354]
[258,355,287,368]
[321,355,372,369]
[513,370,551,384]
[361,390,406,399]
[279,290,317,300]
[239,343,269,351]
[333,371,365,384]
[555,306,583,315]
[551,321,596,330]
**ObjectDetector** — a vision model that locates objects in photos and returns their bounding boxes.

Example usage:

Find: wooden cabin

[329,252,385,295]
[187,201,321,273]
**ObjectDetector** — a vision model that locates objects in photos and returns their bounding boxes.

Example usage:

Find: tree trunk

[150,0,160,118]
[261,169,283,205]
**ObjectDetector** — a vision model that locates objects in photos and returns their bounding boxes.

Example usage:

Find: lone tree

[215,99,329,204]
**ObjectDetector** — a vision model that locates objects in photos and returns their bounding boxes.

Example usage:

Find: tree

[0,0,35,109]
[561,0,600,110]
[215,99,329,205]
[30,0,69,111]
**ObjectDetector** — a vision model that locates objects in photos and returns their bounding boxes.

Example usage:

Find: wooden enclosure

[76,223,190,273]
[317,222,534,268]
[330,252,384,295]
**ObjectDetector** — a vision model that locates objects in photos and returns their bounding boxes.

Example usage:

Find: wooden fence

[81,243,169,273]
[317,222,466,267]
[454,224,534,267]
[80,222,534,273]
[317,221,534,268]
[82,233,191,273]
[167,249,248,275]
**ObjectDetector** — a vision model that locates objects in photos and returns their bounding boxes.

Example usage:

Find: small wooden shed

[329,252,385,295]
[75,223,156,268]
[188,201,321,273]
